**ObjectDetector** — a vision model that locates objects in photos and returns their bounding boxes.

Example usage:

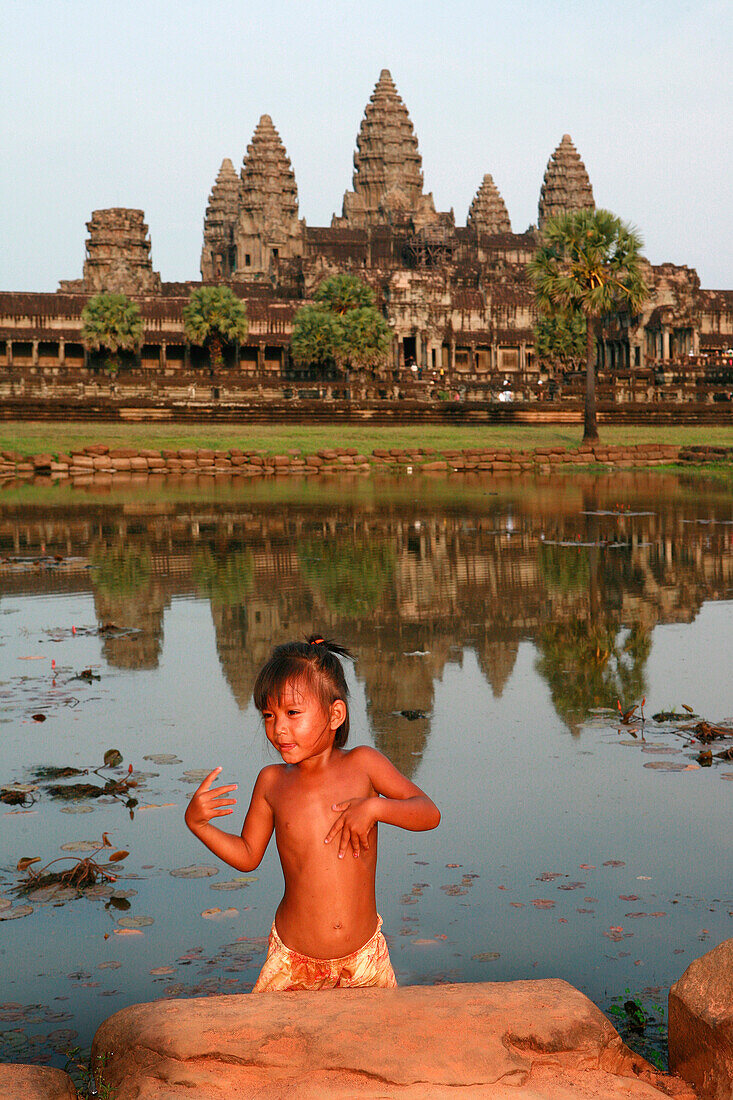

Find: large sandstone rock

[92,980,695,1099]
[0,1064,77,1099]
[669,937,733,1099]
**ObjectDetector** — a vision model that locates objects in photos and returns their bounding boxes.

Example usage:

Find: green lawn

[2,421,733,458]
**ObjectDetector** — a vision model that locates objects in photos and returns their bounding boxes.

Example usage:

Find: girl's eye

[287,709,300,716]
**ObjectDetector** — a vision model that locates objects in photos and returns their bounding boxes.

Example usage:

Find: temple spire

[467,174,511,235]
[200,158,241,280]
[234,114,303,276]
[538,134,595,230]
[333,69,437,229]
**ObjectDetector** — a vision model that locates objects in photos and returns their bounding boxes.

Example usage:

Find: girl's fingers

[199,767,223,792]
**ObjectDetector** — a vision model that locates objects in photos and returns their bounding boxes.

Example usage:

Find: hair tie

[311,637,325,645]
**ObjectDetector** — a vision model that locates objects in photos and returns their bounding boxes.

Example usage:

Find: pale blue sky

[2,0,731,291]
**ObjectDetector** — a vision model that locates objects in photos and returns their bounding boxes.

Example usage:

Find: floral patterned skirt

[252,915,397,992]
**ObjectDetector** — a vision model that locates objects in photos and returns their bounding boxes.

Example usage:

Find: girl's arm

[185,765,275,872]
[324,747,440,859]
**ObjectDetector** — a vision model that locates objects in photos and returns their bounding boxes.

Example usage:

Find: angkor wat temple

[1,69,731,400]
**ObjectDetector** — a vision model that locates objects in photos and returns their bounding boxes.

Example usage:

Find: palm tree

[291,275,392,376]
[290,306,340,370]
[529,209,647,442]
[314,274,376,314]
[534,308,587,372]
[182,286,249,370]
[80,292,143,372]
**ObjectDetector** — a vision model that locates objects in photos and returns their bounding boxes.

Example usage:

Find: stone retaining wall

[2,442,730,487]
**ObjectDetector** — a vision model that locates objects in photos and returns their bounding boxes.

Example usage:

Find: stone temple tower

[80,209,161,295]
[333,69,438,230]
[201,158,241,281]
[233,114,304,278]
[538,134,595,230]
[467,174,511,235]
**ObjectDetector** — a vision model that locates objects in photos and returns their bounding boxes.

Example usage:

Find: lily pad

[209,876,258,891]
[179,770,212,784]
[0,898,12,912]
[643,761,689,772]
[60,841,102,853]
[117,915,153,929]
[472,951,500,961]
[60,805,94,814]
[170,864,219,879]
[143,754,182,765]
[0,905,33,921]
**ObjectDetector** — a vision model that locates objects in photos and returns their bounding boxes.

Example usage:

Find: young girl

[185,636,440,992]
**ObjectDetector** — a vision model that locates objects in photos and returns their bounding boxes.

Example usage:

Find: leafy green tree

[534,308,587,370]
[80,293,143,372]
[290,306,341,371]
[183,286,249,370]
[529,209,647,442]
[291,275,392,375]
[314,274,376,314]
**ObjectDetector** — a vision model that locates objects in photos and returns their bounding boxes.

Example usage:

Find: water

[1,470,732,1069]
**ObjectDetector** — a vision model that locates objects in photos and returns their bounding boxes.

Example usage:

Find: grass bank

[3,421,733,457]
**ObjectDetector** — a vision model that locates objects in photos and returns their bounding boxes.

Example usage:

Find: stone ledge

[0,1064,77,1099]
[90,979,695,1099]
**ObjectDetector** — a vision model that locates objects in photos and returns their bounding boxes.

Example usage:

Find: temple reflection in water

[2,472,732,763]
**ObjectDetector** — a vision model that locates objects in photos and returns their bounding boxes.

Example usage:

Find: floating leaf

[532,899,555,909]
[149,966,176,975]
[472,951,500,960]
[114,928,143,936]
[97,960,122,969]
[60,841,101,853]
[104,749,123,768]
[31,714,47,723]
[643,761,689,772]
[202,907,238,920]
[209,876,258,891]
[603,860,626,867]
[60,805,94,814]
[0,898,12,912]
[107,851,129,863]
[17,857,41,872]
[0,905,34,921]
[143,754,182,765]
[170,864,219,879]
[117,915,153,929]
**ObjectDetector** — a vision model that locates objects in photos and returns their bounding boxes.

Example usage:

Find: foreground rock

[669,937,733,1099]
[93,979,694,1099]
[0,1064,77,1099]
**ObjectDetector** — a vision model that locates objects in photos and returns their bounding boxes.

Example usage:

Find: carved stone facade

[332,69,441,231]
[200,159,241,282]
[234,114,304,277]
[1,70,731,385]
[538,134,595,230]
[60,208,161,295]
[467,174,512,235]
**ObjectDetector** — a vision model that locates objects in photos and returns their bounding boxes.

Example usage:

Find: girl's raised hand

[324,797,378,859]
[184,767,238,833]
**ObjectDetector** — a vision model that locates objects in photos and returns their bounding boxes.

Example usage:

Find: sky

[2,0,731,292]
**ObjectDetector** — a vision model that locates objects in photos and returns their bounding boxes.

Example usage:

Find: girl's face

[261,680,345,765]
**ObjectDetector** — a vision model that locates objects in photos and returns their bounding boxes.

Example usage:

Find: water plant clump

[605,989,667,1070]
[13,836,129,898]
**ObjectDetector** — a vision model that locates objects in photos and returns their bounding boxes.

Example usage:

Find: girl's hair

[253,635,353,747]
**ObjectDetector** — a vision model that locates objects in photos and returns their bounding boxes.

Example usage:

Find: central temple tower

[332,69,439,230]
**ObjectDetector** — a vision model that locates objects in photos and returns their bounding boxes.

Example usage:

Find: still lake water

[1,470,732,1068]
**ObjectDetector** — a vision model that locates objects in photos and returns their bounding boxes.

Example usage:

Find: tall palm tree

[529,209,647,442]
[80,292,143,372]
[182,286,249,370]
